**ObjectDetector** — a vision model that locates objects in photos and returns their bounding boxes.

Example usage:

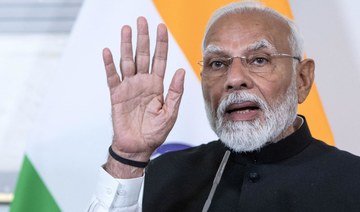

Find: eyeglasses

[198,53,301,77]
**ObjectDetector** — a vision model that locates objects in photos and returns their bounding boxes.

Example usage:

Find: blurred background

[0,0,83,210]
[1,0,360,211]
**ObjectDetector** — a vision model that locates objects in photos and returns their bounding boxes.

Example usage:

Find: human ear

[296,58,315,104]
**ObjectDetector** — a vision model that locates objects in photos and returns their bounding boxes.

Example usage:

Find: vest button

[249,172,260,183]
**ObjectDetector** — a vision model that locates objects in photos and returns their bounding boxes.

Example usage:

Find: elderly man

[89,1,360,211]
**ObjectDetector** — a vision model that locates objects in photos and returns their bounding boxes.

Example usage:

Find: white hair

[202,1,304,60]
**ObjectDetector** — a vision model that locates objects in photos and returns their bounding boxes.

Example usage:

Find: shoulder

[307,138,360,168]
[312,139,360,159]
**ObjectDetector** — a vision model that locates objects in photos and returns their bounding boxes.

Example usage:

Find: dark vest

[143,118,360,212]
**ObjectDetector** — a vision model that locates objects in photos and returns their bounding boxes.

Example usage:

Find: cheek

[254,74,293,106]
[201,78,224,110]
[261,86,284,106]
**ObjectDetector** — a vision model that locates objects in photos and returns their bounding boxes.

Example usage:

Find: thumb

[164,69,185,116]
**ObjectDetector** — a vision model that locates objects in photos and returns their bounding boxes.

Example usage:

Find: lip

[224,101,261,121]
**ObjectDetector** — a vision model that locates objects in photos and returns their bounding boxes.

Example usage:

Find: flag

[11,0,334,211]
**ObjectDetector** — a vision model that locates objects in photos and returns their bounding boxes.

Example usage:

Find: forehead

[203,10,291,54]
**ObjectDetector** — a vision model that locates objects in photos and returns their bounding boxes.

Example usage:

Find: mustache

[217,92,269,116]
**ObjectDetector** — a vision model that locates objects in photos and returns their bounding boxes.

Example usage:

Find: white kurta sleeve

[87,167,144,212]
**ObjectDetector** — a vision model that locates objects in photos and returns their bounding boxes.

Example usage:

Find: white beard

[205,76,298,153]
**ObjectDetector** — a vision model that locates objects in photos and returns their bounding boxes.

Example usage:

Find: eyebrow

[203,39,276,57]
[203,45,226,56]
[246,39,276,52]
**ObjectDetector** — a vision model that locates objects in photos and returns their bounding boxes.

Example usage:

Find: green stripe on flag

[10,155,61,212]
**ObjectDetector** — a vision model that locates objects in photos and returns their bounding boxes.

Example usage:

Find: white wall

[0,34,68,172]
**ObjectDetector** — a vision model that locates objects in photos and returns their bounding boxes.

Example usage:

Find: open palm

[103,17,185,161]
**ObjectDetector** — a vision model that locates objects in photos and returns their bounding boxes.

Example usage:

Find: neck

[273,116,303,143]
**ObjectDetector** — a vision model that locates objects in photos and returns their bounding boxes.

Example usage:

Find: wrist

[105,156,145,179]
[104,146,152,179]
[108,146,149,168]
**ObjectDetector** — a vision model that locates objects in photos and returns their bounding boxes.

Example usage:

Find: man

[89,1,360,211]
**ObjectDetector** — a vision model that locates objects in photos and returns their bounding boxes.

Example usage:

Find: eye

[248,54,270,66]
[208,58,229,70]
[210,61,225,69]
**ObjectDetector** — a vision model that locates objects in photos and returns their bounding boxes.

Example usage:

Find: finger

[135,17,150,74]
[120,25,135,79]
[103,48,121,91]
[151,23,168,78]
[164,69,185,116]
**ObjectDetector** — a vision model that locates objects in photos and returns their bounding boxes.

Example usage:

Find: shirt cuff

[94,167,144,208]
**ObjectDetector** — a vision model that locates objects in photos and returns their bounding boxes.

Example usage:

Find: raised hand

[103,17,185,178]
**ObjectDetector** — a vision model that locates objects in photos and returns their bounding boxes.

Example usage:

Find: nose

[224,57,254,91]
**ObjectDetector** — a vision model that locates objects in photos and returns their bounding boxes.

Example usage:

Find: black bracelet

[108,146,149,168]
